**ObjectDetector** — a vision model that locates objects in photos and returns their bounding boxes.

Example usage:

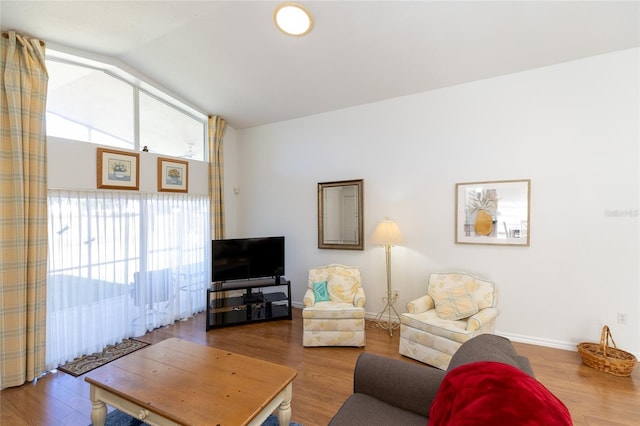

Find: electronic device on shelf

[242,292,264,304]
[212,236,285,283]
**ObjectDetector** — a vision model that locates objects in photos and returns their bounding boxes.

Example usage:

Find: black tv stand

[206,277,292,330]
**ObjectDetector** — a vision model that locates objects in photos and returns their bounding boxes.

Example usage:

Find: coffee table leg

[276,383,293,426]
[89,385,107,426]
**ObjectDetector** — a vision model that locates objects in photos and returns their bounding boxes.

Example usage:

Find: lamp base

[375,294,400,337]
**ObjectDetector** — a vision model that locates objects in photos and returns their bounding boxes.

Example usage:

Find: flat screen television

[212,236,285,282]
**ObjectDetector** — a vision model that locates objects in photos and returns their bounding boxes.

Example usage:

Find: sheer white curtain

[46,190,209,370]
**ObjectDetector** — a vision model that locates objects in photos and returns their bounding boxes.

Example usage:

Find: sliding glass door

[46,190,209,370]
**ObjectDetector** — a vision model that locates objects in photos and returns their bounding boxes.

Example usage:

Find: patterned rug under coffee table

[58,339,150,377]
[91,410,303,426]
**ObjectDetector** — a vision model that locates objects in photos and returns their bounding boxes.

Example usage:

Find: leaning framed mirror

[318,179,364,250]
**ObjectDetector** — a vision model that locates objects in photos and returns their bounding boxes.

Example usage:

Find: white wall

[230,48,640,354]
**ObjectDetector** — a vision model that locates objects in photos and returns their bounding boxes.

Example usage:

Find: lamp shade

[371,219,405,246]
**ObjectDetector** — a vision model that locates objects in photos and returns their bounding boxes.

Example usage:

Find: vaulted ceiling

[2,1,638,129]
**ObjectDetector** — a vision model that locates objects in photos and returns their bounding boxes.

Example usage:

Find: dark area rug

[58,339,150,377]
[90,409,303,426]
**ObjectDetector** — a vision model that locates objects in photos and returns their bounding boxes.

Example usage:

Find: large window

[46,190,209,369]
[45,56,206,160]
[140,92,204,159]
[46,61,134,148]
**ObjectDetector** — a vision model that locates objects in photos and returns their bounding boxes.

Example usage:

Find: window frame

[45,46,208,161]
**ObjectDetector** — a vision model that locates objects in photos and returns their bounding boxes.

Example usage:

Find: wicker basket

[577,325,637,377]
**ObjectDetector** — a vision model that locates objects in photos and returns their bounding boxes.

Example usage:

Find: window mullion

[134,87,140,151]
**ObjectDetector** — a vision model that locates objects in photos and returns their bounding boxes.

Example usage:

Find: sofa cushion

[327,273,359,303]
[431,285,479,320]
[329,393,427,426]
[429,361,572,425]
[427,272,497,310]
[302,303,365,319]
[401,310,474,344]
[448,334,534,376]
[313,281,330,302]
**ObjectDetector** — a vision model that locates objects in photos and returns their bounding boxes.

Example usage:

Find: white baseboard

[499,331,640,359]
[496,331,578,353]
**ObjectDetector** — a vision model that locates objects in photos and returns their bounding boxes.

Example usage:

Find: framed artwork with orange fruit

[455,179,530,246]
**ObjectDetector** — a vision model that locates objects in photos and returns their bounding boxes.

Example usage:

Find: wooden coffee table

[84,338,297,426]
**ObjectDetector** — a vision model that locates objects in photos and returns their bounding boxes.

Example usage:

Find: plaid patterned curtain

[208,115,227,240]
[0,31,49,389]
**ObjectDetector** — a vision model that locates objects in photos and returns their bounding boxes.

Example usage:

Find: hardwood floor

[1,308,638,425]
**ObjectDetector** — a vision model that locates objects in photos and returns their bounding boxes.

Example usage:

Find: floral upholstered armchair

[399,272,498,369]
[302,264,366,347]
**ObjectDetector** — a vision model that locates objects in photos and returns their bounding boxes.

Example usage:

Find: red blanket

[430,361,572,425]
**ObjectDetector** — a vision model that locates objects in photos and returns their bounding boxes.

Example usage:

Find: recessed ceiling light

[274,2,313,36]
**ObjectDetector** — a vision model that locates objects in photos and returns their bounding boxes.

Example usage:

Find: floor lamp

[371,217,405,336]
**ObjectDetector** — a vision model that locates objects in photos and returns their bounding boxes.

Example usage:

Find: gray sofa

[329,334,533,426]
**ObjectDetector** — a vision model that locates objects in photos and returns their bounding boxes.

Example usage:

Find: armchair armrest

[353,287,366,308]
[466,307,499,331]
[352,353,445,418]
[303,288,315,307]
[406,295,434,314]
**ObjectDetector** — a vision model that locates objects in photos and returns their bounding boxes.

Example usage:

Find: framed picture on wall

[158,157,189,193]
[97,148,140,190]
[455,179,531,246]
